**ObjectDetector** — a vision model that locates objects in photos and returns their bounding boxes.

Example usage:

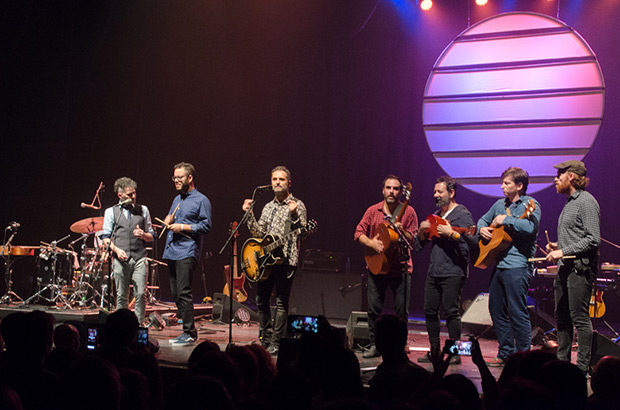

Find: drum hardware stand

[68,233,102,308]
[145,256,168,306]
[0,224,23,304]
[23,235,72,308]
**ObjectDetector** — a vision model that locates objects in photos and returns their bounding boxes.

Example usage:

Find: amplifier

[301,250,350,273]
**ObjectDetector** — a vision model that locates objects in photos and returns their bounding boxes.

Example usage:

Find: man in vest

[101,177,155,324]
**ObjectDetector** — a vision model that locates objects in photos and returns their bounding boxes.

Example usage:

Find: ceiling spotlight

[475,0,488,5]
[421,0,433,11]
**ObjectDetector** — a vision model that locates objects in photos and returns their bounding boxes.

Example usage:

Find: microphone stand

[384,218,414,324]
[218,186,265,348]
[97,204,126,310]
[0,228,21,304]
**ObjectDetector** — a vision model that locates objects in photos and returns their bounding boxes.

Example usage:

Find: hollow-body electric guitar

[241,220,318,282]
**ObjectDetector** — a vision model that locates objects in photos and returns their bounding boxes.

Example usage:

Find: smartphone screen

[287,315,319,334]
[87,327,98,351]
[137,326,148,346]
[443,339,472,356]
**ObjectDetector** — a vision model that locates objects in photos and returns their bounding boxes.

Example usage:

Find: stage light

[475,0,488,6]
[420,0,432,11]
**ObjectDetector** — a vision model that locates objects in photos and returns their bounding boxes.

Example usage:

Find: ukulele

[223,221,248,302]
[425,214,477,240]
[364,183,412,275]
[474,199,536,269]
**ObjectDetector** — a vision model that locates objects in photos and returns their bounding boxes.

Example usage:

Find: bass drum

[36,249,76,286]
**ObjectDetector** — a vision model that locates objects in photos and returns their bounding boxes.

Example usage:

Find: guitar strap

[505,207,512,217]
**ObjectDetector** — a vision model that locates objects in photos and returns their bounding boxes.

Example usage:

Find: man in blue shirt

[163,162,212,345]
[477,167,541,366]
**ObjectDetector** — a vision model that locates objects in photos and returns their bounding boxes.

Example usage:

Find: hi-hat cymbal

[70,217,104,233]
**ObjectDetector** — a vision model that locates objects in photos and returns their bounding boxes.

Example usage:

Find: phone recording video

[287,315,319,334]
[86,327,98,351]
[137,326,149,346]
[443,339,472,356]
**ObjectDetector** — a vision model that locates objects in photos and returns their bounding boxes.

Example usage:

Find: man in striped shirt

[546,160,600,375]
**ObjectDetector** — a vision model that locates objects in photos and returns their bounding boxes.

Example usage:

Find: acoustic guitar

[474,199,536,269]
[241,219,318,282]
[364,183,412,275]
[589,289,606,318]
[223,222,248,303]
[425,214,477,240]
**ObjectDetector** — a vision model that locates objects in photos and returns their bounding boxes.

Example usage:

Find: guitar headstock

[229,221,239,238]
[403,182,413,202]
[523,199,536,219]
[303,219,318,234]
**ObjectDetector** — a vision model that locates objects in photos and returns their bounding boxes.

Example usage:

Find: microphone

[256,185,272,191]
[81,202,100,210]
[115,198,134,207]
[7,221,20,231]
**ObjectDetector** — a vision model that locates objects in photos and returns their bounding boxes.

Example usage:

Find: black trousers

[423,275,465,349]
[167,257,197,336]
[367,273,411,344]
[256,264,296,346]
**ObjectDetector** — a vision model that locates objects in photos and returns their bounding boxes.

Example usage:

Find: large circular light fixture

[422,12,604,196]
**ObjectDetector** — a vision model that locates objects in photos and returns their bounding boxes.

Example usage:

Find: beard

[435,197,449,208]
[556,180,571,194]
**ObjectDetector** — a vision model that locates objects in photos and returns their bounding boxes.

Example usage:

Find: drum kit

[1,215,165,310]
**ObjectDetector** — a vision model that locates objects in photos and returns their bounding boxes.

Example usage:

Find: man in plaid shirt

[546,160,600,375]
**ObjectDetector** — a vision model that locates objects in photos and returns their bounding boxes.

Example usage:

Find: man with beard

[241,166,307,355]
[355,175,418,358]
[477,167,541,366]
[101,177,155,324]
[546,160,600,375]
[163,162,212,345]
[415,176,476,364]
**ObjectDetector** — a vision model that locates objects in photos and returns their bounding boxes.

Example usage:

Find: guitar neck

[264,227,303,253]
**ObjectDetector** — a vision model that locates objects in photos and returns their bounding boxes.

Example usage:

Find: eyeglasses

[171,176,187,182]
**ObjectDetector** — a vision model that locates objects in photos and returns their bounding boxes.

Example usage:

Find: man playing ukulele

[415,176,476,365]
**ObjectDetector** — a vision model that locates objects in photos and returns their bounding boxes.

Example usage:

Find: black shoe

[266,344,280,355]
[417,353,431,363]
[362,345,380,358]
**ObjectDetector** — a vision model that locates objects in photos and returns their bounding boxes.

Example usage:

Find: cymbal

[70,217,104,234]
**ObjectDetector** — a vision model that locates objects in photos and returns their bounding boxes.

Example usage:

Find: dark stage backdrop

[2,1,620,319]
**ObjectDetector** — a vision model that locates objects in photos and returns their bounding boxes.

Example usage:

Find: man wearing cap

[546,160,600,375]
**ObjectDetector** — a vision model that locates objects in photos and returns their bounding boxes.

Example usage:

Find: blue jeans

[488,267,532,359]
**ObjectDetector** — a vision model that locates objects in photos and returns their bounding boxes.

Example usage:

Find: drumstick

[545,230,551,245]
[528,255,576,262]
[158,203,181,239]
[155,217,191,239]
